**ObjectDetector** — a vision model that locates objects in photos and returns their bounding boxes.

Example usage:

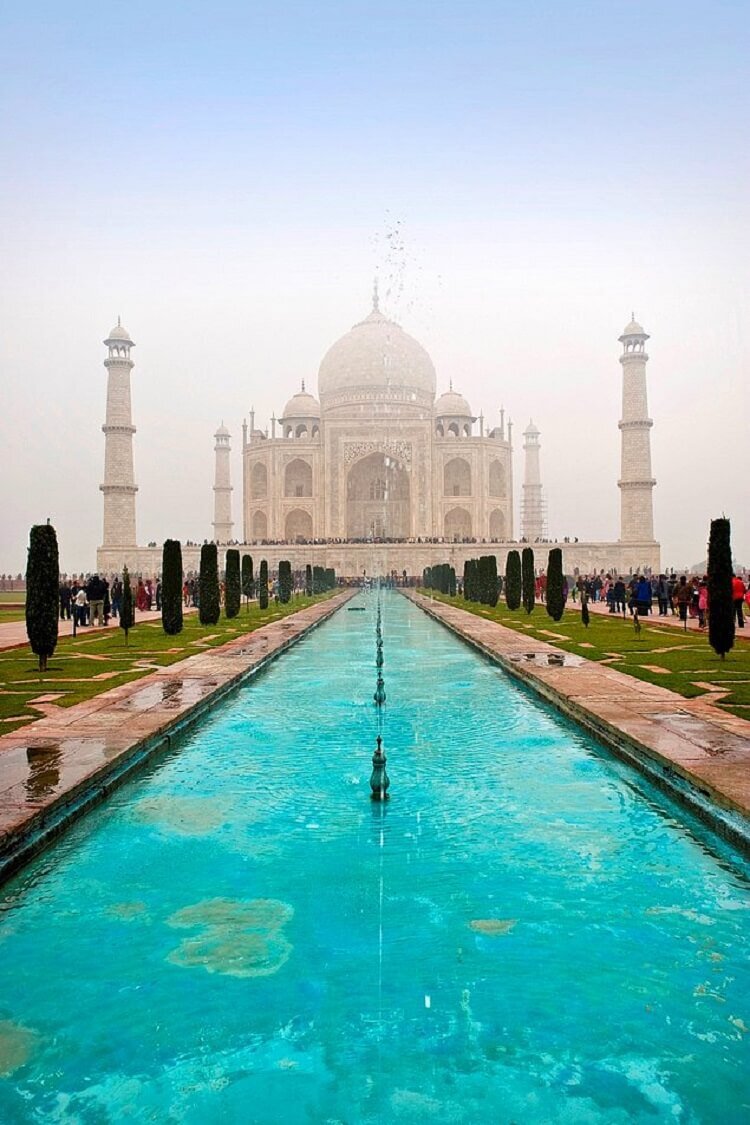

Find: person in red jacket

[732,574,746,628]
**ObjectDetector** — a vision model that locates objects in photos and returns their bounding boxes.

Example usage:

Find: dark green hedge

[25,523,59,671]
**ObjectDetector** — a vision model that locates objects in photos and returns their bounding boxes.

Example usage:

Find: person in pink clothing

[697,576,708,630]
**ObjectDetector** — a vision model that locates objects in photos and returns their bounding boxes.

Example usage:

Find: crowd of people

[563,572,749,629]
[57,575,162,627]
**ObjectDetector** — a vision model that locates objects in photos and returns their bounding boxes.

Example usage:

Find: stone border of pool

[0,591,356,883]
[404,591,750,855]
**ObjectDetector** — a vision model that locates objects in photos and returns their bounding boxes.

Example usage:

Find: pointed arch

[445,507,472,540]
[444,457,471,497]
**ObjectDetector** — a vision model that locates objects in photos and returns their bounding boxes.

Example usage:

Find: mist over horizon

[1,1,748,574]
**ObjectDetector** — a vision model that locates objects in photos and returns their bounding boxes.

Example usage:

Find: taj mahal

[96,286,660,578]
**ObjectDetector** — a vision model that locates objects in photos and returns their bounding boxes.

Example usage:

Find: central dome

[318,308,436,402]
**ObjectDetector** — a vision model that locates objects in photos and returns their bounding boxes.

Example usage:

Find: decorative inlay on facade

[344,440,413,469]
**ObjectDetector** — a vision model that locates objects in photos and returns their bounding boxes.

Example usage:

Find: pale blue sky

[1,1,748,569]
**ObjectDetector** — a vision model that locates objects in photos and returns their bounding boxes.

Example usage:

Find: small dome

[214,422,230,437]
[318,308,436,401]
[524,418,540,436]
[282,389,320,419]
[435,389,472,417]
[105,319,132,343]
[620,315,648,338]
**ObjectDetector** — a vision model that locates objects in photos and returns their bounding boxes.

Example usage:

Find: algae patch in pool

[0,1021,37,1076]
[469,918,517,935]
[166,897,293,978]
[132,795,228,836]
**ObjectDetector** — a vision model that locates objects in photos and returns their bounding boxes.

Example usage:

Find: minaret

[212,423,233,542]
[618,315,655,542]
[100,319,138,547]
[520,420,545,541]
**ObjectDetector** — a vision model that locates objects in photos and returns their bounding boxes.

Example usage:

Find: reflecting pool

[0,591,748,1122]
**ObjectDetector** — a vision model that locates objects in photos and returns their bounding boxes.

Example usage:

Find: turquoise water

[0,591,749,1123]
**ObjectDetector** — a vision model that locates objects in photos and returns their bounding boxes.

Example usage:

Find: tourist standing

[674,576,692,628]
[656,574,670,616]
[732,574,746,628]
[59,580,72,621]
[110,576,122,619]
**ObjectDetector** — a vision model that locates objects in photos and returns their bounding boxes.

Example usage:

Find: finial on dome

[449,378,453,392]
[301,378,305,392]
[117,315,121,327]
[631,310,635,321]
[372,277,380,313]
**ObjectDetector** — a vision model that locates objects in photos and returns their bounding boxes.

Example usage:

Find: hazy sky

[1,1,748,573]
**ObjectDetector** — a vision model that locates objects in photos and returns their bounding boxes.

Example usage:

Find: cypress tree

[199,543,220,625]
[278,559,292,603]
[449,566,457,597]
[25,523,59,672]
[487,555,499,607]
[305,564,313,597]
[462,560,470,599]
[161,539,184,635]
[467,558,479,602]
[505,550,521,611]
[225,549,241,618]
[546,547,565,622]
[325,567,336,590]
[241,554,254,607]
[522,547,535,614]
[708,517,735,659]
[120,566,135,644]
[258,559,269,609]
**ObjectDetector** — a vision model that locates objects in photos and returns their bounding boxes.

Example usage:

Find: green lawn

[0,608,26,622]
[423,592,750,721]
[0,592,25,604]
[0,595,333,733]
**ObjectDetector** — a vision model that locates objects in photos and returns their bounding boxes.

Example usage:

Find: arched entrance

[444,506,472,541]
[285,508,313,542]
[489,509,506,540]
[346,452,411,539]
[251,510,267,541]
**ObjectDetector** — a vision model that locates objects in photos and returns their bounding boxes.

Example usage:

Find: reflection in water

[24,745,60,801]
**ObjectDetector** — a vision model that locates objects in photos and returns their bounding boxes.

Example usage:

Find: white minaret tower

[520,419,545,541]
[212,422,233,542]
[100,319,138,547]
[618,315,655,542]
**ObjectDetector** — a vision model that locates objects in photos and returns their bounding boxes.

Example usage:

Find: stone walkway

[0,609,169,651]
[0,592,354,881]
[585,598,750,638]
[406,592,750,841]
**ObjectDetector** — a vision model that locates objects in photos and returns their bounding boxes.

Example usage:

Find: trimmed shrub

[241,554,254,605]
[120,566,135,643]
[25,523,59,671]
[708,517,735,659]
[505,551,521,610]
[225,549,241,618]
[258,559,269,609]
[199,544,220,625]
[546,547,565,622]
[581,595,590,628]
[485,555,499,607]
[278,559,292,603]
[522,547,535,614]
[305,564,313,597]
[161,539,184,635]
